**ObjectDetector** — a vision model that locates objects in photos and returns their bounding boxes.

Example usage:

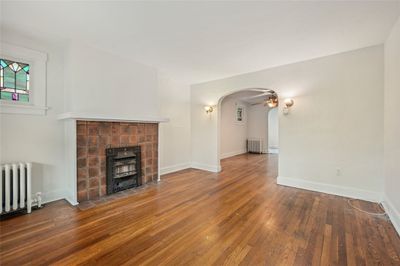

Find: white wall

[268,107,279,151]
[220,96,248,159]
[158,72,192,174]
[247,104,269,153]
[384,17,400,232]
[0,30,67,203]
[64,42,160,118]
[0,31,193,203]
[191,45,384,199]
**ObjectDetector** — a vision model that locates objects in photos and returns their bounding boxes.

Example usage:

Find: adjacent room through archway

[218,88,279,170]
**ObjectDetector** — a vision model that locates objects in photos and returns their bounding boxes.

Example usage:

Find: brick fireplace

[76,121,158,202]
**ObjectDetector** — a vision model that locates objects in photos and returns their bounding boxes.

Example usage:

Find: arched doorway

[217,88,279,170]
[268,107,279,154]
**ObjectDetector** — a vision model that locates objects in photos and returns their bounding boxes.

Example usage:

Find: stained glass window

[0,58,30,102]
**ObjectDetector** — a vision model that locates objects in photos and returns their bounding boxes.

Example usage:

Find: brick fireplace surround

[76,121,158,202]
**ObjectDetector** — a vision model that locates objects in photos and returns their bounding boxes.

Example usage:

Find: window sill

[0,103,49,115]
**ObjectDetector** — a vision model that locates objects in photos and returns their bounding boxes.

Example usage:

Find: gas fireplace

[75,121,159,202]
[106,146,142,194]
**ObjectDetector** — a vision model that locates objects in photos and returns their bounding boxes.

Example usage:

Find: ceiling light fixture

[265,95,278,108]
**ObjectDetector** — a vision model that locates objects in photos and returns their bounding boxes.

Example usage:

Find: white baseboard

[42,189,68,204]
[40,189,79,206]
[37,161,215,207]
[277,176,382,202]
[220,150,247,159]
[65,197,79,206]
[268,148,279,154]
[160,162,191,175]
[191,162,221,173]
[382,196,400,236]
[161,161,223,175]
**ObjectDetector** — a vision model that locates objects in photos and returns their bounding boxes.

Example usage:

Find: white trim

[191,162,221,173]
[382,196,400,236]
[1,44,47,61]
[268,148,279,154]
[277,176,382,202]
[41,189,67,204]
[220,149,247,159]
[57,112,169,123]
[64,120,77,205]
[0,42,48,115]
[65,196,79,206]
[0,103,48,115]
[160,162,191,175]
[42,189,78,206]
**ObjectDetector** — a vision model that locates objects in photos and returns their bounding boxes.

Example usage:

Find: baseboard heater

[1,163,36,216]
[247,138,263,154]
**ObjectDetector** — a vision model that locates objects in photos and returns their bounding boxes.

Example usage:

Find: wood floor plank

[1,154,399,265]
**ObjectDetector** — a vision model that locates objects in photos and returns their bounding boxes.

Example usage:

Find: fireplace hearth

[76,121,158,202]
[106,146,142,194]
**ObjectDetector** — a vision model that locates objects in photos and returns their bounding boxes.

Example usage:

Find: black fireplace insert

[106,146,142,194]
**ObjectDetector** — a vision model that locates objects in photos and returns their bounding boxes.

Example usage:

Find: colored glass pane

[4,67,15,88]
[16,71,27,90]
[0,60,7,68]
[0,91,12,100]
[0,58,30,102]
[19,94,29,102]
[10,62,21,71]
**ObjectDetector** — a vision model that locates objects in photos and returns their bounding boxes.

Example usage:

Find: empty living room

[1,1,400,265]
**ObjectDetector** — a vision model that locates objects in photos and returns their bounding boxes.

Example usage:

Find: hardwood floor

[1,154,399,265]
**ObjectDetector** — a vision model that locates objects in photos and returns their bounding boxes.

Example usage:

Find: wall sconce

[283,98,294,115]
[204,106,214,114]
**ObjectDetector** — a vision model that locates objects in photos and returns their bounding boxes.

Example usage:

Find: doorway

[268,107,279,154]
[217,88,279,170]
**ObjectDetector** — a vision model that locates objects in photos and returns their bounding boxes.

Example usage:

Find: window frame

[0,43,48,115]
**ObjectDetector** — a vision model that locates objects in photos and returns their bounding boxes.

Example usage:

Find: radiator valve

[36,192,42,208]
[32,192,43,208]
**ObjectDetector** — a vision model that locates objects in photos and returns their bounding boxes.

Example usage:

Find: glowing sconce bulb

[204,106,214,114]
[283,98,294,115]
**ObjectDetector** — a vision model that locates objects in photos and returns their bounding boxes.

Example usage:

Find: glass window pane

[0,58,30,102]
[10,62,21,72]
[19,94,29,102]
[0,91,12,100]
[0,60,7,68]
[16,71,27,90]
[4,67,15,89]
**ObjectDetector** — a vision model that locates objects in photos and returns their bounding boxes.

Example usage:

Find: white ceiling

[1,1,400,84]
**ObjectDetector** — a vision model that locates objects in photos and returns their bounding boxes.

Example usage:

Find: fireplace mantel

[57,112,169,123]
[60,113,167,206]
